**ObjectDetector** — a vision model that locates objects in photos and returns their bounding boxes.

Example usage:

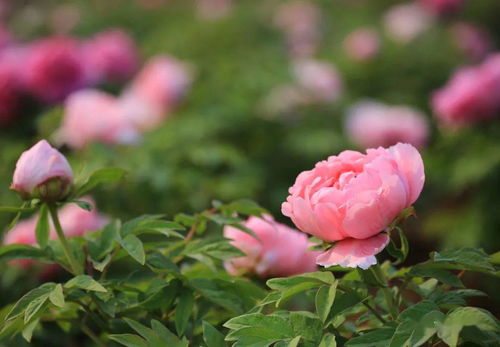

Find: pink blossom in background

[343,28,380,62]
[292,59,343,102]
[346,100,429,149]
[83,29,139,84]
[450,22,492,62]
[196,0,232,20]
[418,0,462,17]
[274,1,321,57]
[11,140,73,200]
[384,3,433,44]
[432,53,500,127]
[59,89,140,149]
[121,55,192,130]
[24,37,87,102]
[3,197,107,268]
[224,215,319,278]
[0,55,22,125]
[0,23,10,48]
[282,143,425,269]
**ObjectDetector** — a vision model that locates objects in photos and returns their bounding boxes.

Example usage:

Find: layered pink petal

[316,233,390,269]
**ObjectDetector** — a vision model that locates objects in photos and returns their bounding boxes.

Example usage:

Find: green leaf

[428,289,487,306]
[6,283,56,321]
[109,334,148,347]
[120,234,145,265]
[74,168,127,197]
[49,284,65,308]
[175,290,194,336]
[410,267,464,288]
[410,311,446,347]
[287,336,301,347]
[24,295,49,323]
[221,199,268,216]
[328,290,365,323]
[345,327,396,347]
[22,319,39,342]
[315,282,338,323]
[438,307,499,347]
[72,200,92,211]
[225,313,294,343]
[430,248,495,273]
[151,320,188,346]
[146,252,179,273]
[399,300,439,322]
[123,318,163,345]
[35,204,50,248]
[267,272,335,306]
[319,334,337,347]
[184,237,244,260]
[0,244,47,262]
[89,220,120,262]
[64,275,107,293]
[203,321,227,347]
[290,311,323,343]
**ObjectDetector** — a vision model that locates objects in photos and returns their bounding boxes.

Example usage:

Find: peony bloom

[3,197,107,268]
[83,29,139,84]
[224,215,319,278]
[59,89,140,150]
[292,59,343,102]
[11,140,73,201]
[418,0,462,17]
[384,3,433,44]
[274,1,321,57]
[346,100,429,149]
[450,22,492,62]
[24,37,87,102]
[121,55,192,130]
[432,53,500,127]
[282,143,425,269]
[343,28,380,62]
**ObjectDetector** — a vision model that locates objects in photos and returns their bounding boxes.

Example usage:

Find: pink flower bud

[343,28,380,62]
[282,143,425,269]
[292,59,343,102]
[346,100,429,149]
[11,140,73,201]
[384,3,433,44]
[83,29,139,84]
[25,36,87,103]
[224,215,319,278]
[59,89,140,149]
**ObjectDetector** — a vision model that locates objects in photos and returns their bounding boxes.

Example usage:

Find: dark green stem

[48,204,83,275]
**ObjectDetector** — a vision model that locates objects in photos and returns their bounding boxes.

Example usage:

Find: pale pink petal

[316,233,390,269]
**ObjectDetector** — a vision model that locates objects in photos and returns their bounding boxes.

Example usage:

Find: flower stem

[48,204,83,275]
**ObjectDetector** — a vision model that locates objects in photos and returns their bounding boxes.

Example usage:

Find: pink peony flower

[59,89,140,149]
[224,215,319,278]
[343,28,380,62]
[121,55,192,130]
[346,100,429,149]
[83,29,139,84]
[24,37,87,102]
[11,140,73,201]
[3,197,107,268]
[292,59,343,102]
[432,53,500,127]
[274,1,321,57]
[450,22,492,62]
[384,3,433,44]
[418,0,462,16]
[282,143,425,269]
